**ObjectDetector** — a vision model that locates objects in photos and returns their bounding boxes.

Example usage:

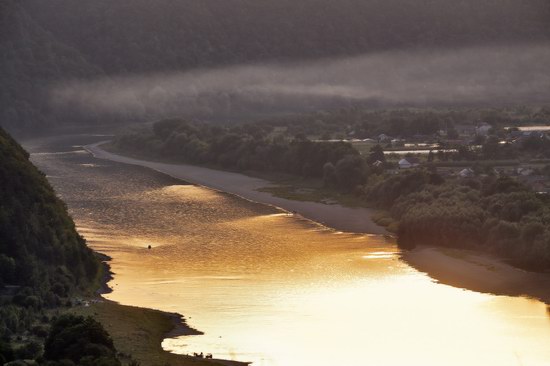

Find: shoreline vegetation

[88,141,388,235]
[86,257,251,366]
[97,116,550,298]
[72,298,247,366]
[110,118,550,269]
[6,122,549,365]
[89,140,550,307]
[0,126,248,366]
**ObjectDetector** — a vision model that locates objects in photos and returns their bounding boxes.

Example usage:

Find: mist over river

[25,134,550,366]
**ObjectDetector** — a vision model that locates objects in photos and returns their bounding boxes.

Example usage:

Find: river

[26,133,550,366]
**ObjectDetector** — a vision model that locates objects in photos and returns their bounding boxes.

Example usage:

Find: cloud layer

[51,43,550,121]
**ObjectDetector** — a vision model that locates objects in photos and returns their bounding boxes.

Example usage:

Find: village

[347,123,550,194]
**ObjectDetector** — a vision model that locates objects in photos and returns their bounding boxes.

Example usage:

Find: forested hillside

[0,127,103,361]
[22,0,550,75]
[0,127,99,294]
[0,0,102,131]
[2,0,549,132]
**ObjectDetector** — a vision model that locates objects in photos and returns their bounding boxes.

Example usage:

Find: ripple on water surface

[28,135,550,366]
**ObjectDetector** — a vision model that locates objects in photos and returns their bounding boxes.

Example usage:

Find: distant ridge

[2,0,549,131]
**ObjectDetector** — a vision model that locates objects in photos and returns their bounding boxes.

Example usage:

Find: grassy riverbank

[73,301,218,366]
[85,247,248,366]
[77,255,249,366]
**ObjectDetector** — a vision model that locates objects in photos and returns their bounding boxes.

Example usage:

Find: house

[454,124,476,136]
[458,168,475,178]
[378,134,392,142]
[398,157,420,169]
[517,167,535,176]
[533,182,550,194]
[391,138,405,147]
[475,123,492,136]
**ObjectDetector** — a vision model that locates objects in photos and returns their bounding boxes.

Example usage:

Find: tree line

[364,172,550,270]
[115,119,364,183]
[116,119,550,270]
[0,127,122,364]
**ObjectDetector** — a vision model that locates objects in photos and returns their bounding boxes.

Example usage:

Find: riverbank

[88,141,550,307]
[403,246,550,304]
[80,256,249,366]
[73,300,248,366]
[22,134,250,366]
[86,142,388,235]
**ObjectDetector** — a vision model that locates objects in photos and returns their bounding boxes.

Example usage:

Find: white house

[378,134,391,142]
[517,167,535,176]
[458,168,475,178]
[475,123,492,136]
[398,157,420,169]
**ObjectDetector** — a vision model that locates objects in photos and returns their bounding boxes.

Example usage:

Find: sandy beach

[86,142,388,235]
[403,246,550,304]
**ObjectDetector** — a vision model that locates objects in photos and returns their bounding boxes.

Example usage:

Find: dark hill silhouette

[0,127,99,297]
[2,0,549,131]
[22,0,550,74]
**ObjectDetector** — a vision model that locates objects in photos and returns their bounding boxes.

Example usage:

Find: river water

[27,134,550,366]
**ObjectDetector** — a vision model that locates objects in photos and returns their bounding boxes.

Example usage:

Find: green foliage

[116,119,550,270]
[0,341,14,363]
[334,155,367,191]
[0,0,102,131]
[15,340,42,360]
[116,120,363,186]
[367,145,385,164]
[258,107,547,141]
[366,169,550,270]
[3,0,550,131]
[0,127,101,351]
[397,196,486,250]
[44,315,120,366]
[365,170,443,207]
[0,128,99,296]
[23,0,549,77]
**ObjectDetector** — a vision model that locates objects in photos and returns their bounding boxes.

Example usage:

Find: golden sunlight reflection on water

[31,144,550,366]
[81,187,550,366]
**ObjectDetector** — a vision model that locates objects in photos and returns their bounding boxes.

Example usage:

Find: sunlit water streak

[28,134,550,366]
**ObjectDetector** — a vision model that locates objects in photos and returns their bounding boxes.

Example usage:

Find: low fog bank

[51,44,550,122]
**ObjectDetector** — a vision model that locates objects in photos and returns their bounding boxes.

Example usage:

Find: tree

[447,128,459,139]
[481,136,500,158]
[322,162,337,187]
[0,341,14,363]
[367,145,385,164]
[335,155,367,191]
[45,315,120,366]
